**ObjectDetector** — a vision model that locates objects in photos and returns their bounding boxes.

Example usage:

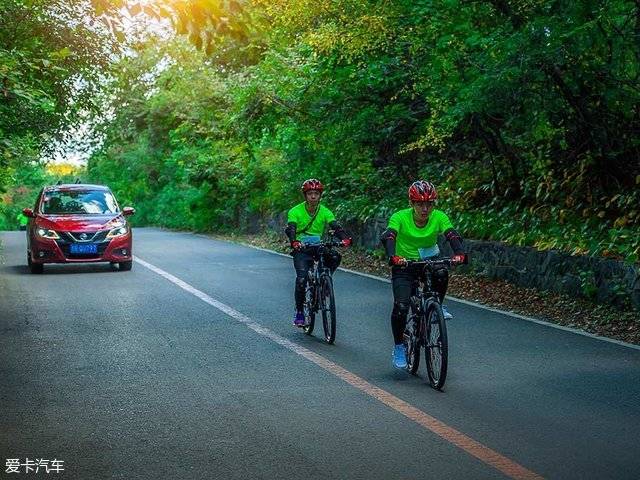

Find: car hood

[36,214,125,232]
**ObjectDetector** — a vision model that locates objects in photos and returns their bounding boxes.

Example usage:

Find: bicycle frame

[303,242,337,309]
[408,258,453,310]
[298,240,342,343]
[409,269,439,344]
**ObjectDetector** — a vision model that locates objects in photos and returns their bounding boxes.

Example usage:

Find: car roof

[43,184,111,192]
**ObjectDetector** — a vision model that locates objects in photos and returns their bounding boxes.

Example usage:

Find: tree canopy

[2,0,639,260]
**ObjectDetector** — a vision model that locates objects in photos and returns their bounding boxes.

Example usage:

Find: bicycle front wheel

[303,283,316,335]
[320,275,336,344]
[425,303,448,390]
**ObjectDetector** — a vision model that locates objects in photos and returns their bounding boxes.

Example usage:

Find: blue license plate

[70,243,98,254]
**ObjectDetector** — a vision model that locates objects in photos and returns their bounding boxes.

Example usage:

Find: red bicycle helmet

[301,178,324,193]
[408,180,437,201]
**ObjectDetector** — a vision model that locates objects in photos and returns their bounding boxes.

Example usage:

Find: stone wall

[262,213,640,310]
[454,240,639,310]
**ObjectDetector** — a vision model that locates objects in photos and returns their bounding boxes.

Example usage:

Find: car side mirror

[22,208,35,218]
[122,207,135,216]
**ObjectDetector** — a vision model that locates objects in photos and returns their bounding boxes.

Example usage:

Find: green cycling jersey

[387,208,454,260]
[287,202,336,241]
[16,213,28,227]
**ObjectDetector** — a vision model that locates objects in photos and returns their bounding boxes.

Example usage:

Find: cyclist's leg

[391,267,414,368]
[293,251,314,313]
[391,267,415,342]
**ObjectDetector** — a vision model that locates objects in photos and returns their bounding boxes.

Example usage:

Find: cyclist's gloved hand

[341,238,352,248]
[291,240,302,251]
[451,253,466,264]
[389,255,407,267]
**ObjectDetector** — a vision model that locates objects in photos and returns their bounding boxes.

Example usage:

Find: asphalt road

[1,228,639,479]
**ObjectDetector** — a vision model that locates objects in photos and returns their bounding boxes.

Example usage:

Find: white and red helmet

[408,180,437,202]
[301,178,324,194]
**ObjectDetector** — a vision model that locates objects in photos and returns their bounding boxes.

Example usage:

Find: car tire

[28,253,43,274]
[119,261,132,271]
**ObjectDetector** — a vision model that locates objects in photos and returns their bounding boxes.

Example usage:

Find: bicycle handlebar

[289,240,344,254]
[404,257,460,269]
[299,240,344,249]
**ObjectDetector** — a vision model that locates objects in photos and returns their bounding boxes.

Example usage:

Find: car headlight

[106,226,129,238]
[37,228,59,239]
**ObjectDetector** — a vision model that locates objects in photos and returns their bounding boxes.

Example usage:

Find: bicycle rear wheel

[425,303,448,390]
[403,305,420,374]
[303,282,316,335]
[320,275,336,344]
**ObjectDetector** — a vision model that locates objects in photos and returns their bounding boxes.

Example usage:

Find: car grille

[60,231,109,243]
[56,231,110,259]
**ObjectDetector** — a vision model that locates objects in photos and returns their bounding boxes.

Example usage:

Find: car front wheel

[27,252,43,274]
[119,261,132,271]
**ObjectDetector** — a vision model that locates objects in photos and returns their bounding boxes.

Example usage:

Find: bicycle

[297,240,343,344]
[402,257,458,390]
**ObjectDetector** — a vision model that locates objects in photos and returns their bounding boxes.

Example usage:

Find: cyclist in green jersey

[380,180,466,369]
[284,179,352,327]
[16,211,29,231]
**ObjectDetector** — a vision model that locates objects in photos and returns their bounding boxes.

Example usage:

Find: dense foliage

[0,0,117,225]
[5,0,640,262]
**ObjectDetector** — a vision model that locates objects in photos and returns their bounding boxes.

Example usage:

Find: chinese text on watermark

[5,459,64,474]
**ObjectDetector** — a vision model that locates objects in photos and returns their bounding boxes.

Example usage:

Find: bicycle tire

[425,303,448,390]
[302,281,316,335]
[404,303,421,374]
[320,274,336,344]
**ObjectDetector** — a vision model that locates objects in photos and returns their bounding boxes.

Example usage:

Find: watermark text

[5,459,64,474]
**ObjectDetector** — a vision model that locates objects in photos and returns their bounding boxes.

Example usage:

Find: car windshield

[41,190,119,215]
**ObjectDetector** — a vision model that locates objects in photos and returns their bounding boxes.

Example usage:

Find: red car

[22,184,135,273]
